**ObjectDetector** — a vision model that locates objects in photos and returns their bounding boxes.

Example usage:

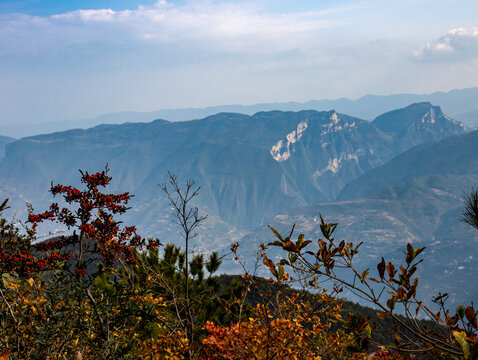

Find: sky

[1,0,478,125]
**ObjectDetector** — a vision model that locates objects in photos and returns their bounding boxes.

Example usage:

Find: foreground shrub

[262,216,478,359]
[202,291,366,360]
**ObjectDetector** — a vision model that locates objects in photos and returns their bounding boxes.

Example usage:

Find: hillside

[339,129,478,200]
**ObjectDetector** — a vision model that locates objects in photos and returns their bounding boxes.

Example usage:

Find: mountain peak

[372,102,466,152]
[372,102,457,127]
[329,110,339,123]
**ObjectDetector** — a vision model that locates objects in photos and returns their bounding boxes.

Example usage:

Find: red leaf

[377,258,386,280]
[465,306,478,329]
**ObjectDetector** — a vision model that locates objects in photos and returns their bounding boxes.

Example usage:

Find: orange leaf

[377,311,390,320]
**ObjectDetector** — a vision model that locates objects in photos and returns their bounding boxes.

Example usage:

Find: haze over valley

[4,2,478,358]
[0,97,477,306]
[2,0,478,313]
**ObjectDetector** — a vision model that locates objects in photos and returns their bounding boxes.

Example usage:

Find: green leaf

[297,233,304,248]
[268,241,283,247]
[279,259,290,266]
[278,264,284,279]
[268,225,283,241]
[318,214,339,238]
[288,253,298,264]
[1,273,15,287]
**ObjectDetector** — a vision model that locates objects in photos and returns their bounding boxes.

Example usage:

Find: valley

[0,101,475,307]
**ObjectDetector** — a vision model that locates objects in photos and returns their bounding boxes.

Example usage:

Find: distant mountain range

[0,101,475,307]
[2,87,478,138]
[0,102,463,234]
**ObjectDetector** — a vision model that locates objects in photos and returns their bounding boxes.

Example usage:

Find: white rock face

[421,108,436,124]
[313,150,363,178]
[421,108,464,128]
[320,112,355,135]
[270,120,308,161]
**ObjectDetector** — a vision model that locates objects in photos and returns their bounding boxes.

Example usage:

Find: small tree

[28,166,154,277]
[12,166,161,358]
[132,172,226,359]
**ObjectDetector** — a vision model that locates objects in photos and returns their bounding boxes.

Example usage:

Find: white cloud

[1,1,345,55]
[415,27,478,61]
[51,9,122,22]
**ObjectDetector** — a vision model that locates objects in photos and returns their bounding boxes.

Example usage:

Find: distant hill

[0,111,390,237]
[372,102,466,152]
[2,87,477,138]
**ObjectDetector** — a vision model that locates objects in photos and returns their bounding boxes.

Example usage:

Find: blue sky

[0,0,159,16]
[1,0,478,125]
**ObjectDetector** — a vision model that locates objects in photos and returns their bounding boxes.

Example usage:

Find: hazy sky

[1,0,478,125]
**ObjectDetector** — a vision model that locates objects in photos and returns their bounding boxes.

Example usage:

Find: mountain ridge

[0,103,466,250]
[2,87,478,138]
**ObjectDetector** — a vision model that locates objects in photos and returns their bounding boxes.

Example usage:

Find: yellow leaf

[453,330,471,359]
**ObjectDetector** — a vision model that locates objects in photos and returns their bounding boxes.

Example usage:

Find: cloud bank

[1,1,343,56]
[415,27,478,61]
